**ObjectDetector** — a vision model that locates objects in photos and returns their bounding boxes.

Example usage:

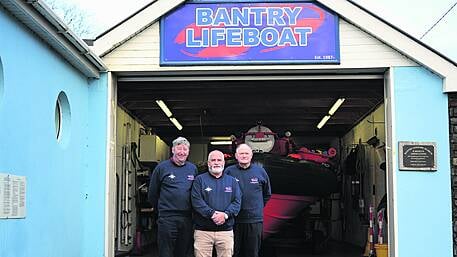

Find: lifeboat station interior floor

[131,240,363,257]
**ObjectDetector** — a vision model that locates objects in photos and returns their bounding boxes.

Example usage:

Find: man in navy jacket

[148,137,198,257]
[191,150,241,257]
[225,144,272,257]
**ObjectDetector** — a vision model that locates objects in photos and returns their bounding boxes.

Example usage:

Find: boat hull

[263,194,317,238]
[253,153,338,196]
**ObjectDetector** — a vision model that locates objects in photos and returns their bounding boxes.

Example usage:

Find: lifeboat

[233,124,338,238]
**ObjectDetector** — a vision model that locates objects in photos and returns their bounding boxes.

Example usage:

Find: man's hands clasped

[211,211,227,225]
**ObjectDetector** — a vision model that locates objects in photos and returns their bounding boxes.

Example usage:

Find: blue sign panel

[161,2,340,65]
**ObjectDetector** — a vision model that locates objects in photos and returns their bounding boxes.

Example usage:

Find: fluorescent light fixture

[156,100,172,117]
[169,117,183,130]
[317,115,331,129]
[210,141,233,145]
[328,98,345,116]
[211,136,232,141]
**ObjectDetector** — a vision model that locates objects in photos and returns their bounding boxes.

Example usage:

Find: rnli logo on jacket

[250,177,259,184]
[187,175,195,181]
[224,186,232,193]
[205,187,212,192]
[168,174,176,179]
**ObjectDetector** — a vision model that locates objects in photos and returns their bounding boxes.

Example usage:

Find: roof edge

[91,0,457,92]
[91,0,186,57]
[347,0,457,67]
[94,0,158,40]
[317,0,457,92]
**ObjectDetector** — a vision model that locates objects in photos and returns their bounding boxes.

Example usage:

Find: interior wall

[116,107,143,150]
[156,137,170,161]
[335,104,386,247]
[342,104,386,205]
[138,134,170,162]
[114,107,170,251]
[188,143,208,166]
[114,107,143,251]
[116,107,170,160]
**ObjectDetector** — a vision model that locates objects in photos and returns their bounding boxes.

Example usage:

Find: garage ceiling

[117,73,384,143]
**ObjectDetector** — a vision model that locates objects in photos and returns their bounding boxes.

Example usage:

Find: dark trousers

[157,216,193,257]
[233,222,263,257]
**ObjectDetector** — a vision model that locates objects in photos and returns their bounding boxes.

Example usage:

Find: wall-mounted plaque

[398,142,437,171]
[0,173,26,218]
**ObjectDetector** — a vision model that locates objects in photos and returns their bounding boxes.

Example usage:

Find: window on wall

[55,99,61,139]
[55,91,71,146]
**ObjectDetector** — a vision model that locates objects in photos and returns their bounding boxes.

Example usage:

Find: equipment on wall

[116,123,137,254]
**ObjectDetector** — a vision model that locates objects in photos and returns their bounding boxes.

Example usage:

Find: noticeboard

[0,173,26,219]
[398,142,437,171]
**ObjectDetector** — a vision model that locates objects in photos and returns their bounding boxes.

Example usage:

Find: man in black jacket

[148,137,198,257]
[191,150,242,257]
[225,144,272,257]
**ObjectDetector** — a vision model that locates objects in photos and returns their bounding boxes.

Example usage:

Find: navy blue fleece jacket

[225,164,271,223]
[148,159,198,217]
[191,172,241,231]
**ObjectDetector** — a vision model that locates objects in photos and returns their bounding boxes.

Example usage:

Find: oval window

[55,91,71,146]
[0,58,3,106]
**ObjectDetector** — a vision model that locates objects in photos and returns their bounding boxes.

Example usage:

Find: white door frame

[105,72,118,257]
[384,67,397,257]
[104,69,392,256]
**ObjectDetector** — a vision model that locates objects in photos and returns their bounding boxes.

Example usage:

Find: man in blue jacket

[191,150,241,257]
[225,144,272,257]
[148,137,198,257]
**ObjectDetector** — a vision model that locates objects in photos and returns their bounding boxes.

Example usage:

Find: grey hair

[172,136,190,148]
[208,150,224,160]
[236,143,252,152]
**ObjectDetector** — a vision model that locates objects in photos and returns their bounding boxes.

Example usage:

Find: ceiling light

[169,117,183,131]
[210,141,233,145]
[156,100,172,117]
[328,98,345,116]
[211,136,233,141]
[317,115,331,129]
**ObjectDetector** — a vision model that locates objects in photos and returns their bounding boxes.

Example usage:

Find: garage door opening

[112,72,389,257]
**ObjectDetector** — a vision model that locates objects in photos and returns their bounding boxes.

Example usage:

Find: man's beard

[209,166,224,175]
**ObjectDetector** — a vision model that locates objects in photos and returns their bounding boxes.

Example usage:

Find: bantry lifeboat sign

[160,2,340,65]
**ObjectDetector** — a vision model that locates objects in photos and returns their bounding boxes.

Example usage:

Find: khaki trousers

[194,229,234,257]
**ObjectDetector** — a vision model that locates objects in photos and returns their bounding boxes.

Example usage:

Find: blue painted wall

[393,67,452,257]
[0,8,107,257]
